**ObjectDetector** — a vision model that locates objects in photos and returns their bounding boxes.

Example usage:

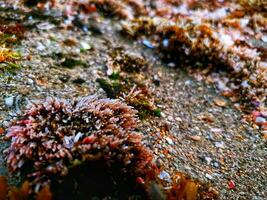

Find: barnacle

[5,96,156,198]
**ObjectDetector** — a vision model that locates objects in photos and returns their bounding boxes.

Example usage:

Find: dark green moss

[109,72,120,80]
[96,78,122,98]
[80,48,87,53]
[153,108,161,117]
[72,78,86,84]
[137,108,161,120]
[138,109,151,120]
[61,58,86,69]
[52,52,64,59]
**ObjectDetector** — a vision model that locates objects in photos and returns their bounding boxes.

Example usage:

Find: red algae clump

[5,95,156,197]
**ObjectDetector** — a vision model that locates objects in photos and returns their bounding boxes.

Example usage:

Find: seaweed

[96,78,122,98]
[0,62,22,74]
[60,58,86,69]
[5,96,157,199]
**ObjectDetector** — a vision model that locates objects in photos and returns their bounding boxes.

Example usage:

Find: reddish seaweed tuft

[5,95,156,198]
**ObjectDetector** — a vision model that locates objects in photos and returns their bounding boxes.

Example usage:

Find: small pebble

[142,39,154,49]
[36,42,46,51]
[210,128,223,133]
[158,170,171,182]
[190,135,202,141]
[213,161,220,168]
[241,80,249,88]
[28,79,34,85]
[162,38,169,47]
[37,22,55,30]
[80,41,91,50]
[185,80,191,85]
[175,117,182,122]
[215,141,225,148]
[166,137,174,145]
[205,157,212,165]
[214,98,227,107]
[167,62,175,67]
[205,173,213,180]
[5,96,14,107]
[255,117,266,124]
[228,180,236,189]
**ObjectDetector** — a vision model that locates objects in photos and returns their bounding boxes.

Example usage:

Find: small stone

[262,35,267,42]
[166,137,174,145]
[0,128,4,135]
[36,42,46,51]
[185,80,191,85]
[161,112,166,118]
[205,173,213,180]
[215,141,225,148]
[158,170,171,182]
[241,80,249,88]
[5,96,14,107]
[255,117,266,125]
[28,79,34,84]
[213,161,220,168]
[80,41,91,50]
[37,22,55,30]
[190,135,202,141]
[175,117,182,122]
[167,116,173,121]
[210,128,223,133]
[228,180,235,189]
[198,114,214,123]
[214,98,227,107]
[263,132,267,140]
[142,39,154,49]
[205,157,212,165]
[162,39,169,47]
[167,62,175,67]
